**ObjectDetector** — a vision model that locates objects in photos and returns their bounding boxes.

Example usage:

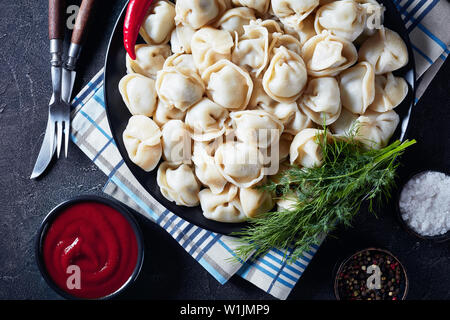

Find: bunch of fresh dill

[232,128,416,263]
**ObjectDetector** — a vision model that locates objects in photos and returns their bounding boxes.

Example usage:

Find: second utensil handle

[72,0,96,45]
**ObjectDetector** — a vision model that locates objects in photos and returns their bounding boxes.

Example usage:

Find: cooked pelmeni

[161,120,192,164]
[339,61,375,114]
[153,99,186,127]
[262,46,308,103]
[283,14,316,45]
[126,44,171,79]
[356,110,399,149]
[185,98,229,141]
[272,0,319,28]
[354,0,385,43]
[231,22,270,77]
[329,107,359,137]
[301,31,358,77]
[276,191,298,211]
[214,7,256,36]
[140,1,175,45]
[358,27,408,74]
[239,178,274,218]
[256,19,283,34]
[192,141,228,194]
[369,73,408,112]
[214,141,265,188]
[230,110,284,148]
[156,67,205,111]
[284,106,315,135]
[290,128,331,168]
[314,0,366,42]
[157,162,200,207]
[202,60,253,110]
[249,77,310,134]
[119,74,158,117]
[231,0,270,15]
[191,27,234,73]
[199,185,246,223]
[268,32,303,57]
[163,53,197,74]
[170,23,196,53]
[123,115,162,171]
[175,0,228,29]
[300,77,341,125]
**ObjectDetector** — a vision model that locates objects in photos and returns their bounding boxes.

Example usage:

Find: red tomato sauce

[42,201,139,299]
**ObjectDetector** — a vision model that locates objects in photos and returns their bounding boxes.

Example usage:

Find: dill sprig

[232,128,416,263]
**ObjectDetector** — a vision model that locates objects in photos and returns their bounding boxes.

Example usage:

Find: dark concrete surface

[0,0,449,300]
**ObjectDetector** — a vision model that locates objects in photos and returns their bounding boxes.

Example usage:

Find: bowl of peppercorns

[334,248,409,300]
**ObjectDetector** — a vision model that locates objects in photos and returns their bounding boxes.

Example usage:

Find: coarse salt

[399,171,450,237]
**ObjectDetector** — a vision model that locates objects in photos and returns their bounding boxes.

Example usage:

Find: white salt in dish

[398,170,450,241]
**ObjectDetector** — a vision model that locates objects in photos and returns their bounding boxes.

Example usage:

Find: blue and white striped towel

[69,0,449,299]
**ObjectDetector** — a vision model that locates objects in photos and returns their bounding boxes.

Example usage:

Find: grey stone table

[0,0,449,300]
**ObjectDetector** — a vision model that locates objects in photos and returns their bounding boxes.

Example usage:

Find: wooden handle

[48,0,65,40]
[71,0,96,45]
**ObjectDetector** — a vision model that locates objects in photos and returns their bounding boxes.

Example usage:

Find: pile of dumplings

[119,0,409,223]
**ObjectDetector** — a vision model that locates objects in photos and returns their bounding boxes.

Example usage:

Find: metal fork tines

[49,99,70,158]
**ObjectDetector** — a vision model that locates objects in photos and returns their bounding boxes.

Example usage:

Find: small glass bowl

[396,169,450,243]
[35,195,145,300]
[334,247,409,300]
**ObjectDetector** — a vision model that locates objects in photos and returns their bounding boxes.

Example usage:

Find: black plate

[104,0,416,235]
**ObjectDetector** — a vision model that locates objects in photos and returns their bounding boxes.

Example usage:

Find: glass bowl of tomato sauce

[35,195,144,300]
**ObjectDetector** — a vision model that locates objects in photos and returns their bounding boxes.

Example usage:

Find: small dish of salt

[397,170,450,242]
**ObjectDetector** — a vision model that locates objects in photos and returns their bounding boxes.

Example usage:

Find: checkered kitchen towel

[69,0,449,300]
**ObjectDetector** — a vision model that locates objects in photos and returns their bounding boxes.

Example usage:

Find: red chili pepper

[123,0,154,60]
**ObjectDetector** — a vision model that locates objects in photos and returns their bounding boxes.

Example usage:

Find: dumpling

[175,0,229,29]
[314,0,366,42]
[161,120,192,164]
[123,115,162,172]
[185,98,229,141]
[369,73,408,112]
[329,107,359,137]
[170,23,196,54]
[355,110,400,149]
[339,61,375,114]
[283,14,316,45]
[301,31,358,77]
[140,1,176,45]
[239,178,274,218]
[126,44,171,79]
[163,53,198,74]
[214,7,256,36]
[119,74,157,117]
[290,128,331,168]
[199,185,246,223]
[358,27,408,74]
[214,141,265,188]
[231,21,270,77]
[268,32,303,57]
[271,0,319,29]
[255,19,284,34]
[229,110,284,148]
[249,78,312,134]
[279,132,294,161]
[157,162,200,207]
[153,99,186,127]
[231,0,271,15]
[191,27,234,73]
[192,141,228,194]
[202,60,253,111]
[299,77,342,125]
[262,46,308,103]
[276,191,298,211]
[354,0,385,43]
[155,67,205,111]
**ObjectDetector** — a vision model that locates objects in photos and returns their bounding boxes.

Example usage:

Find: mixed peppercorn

[335,249,407,300]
